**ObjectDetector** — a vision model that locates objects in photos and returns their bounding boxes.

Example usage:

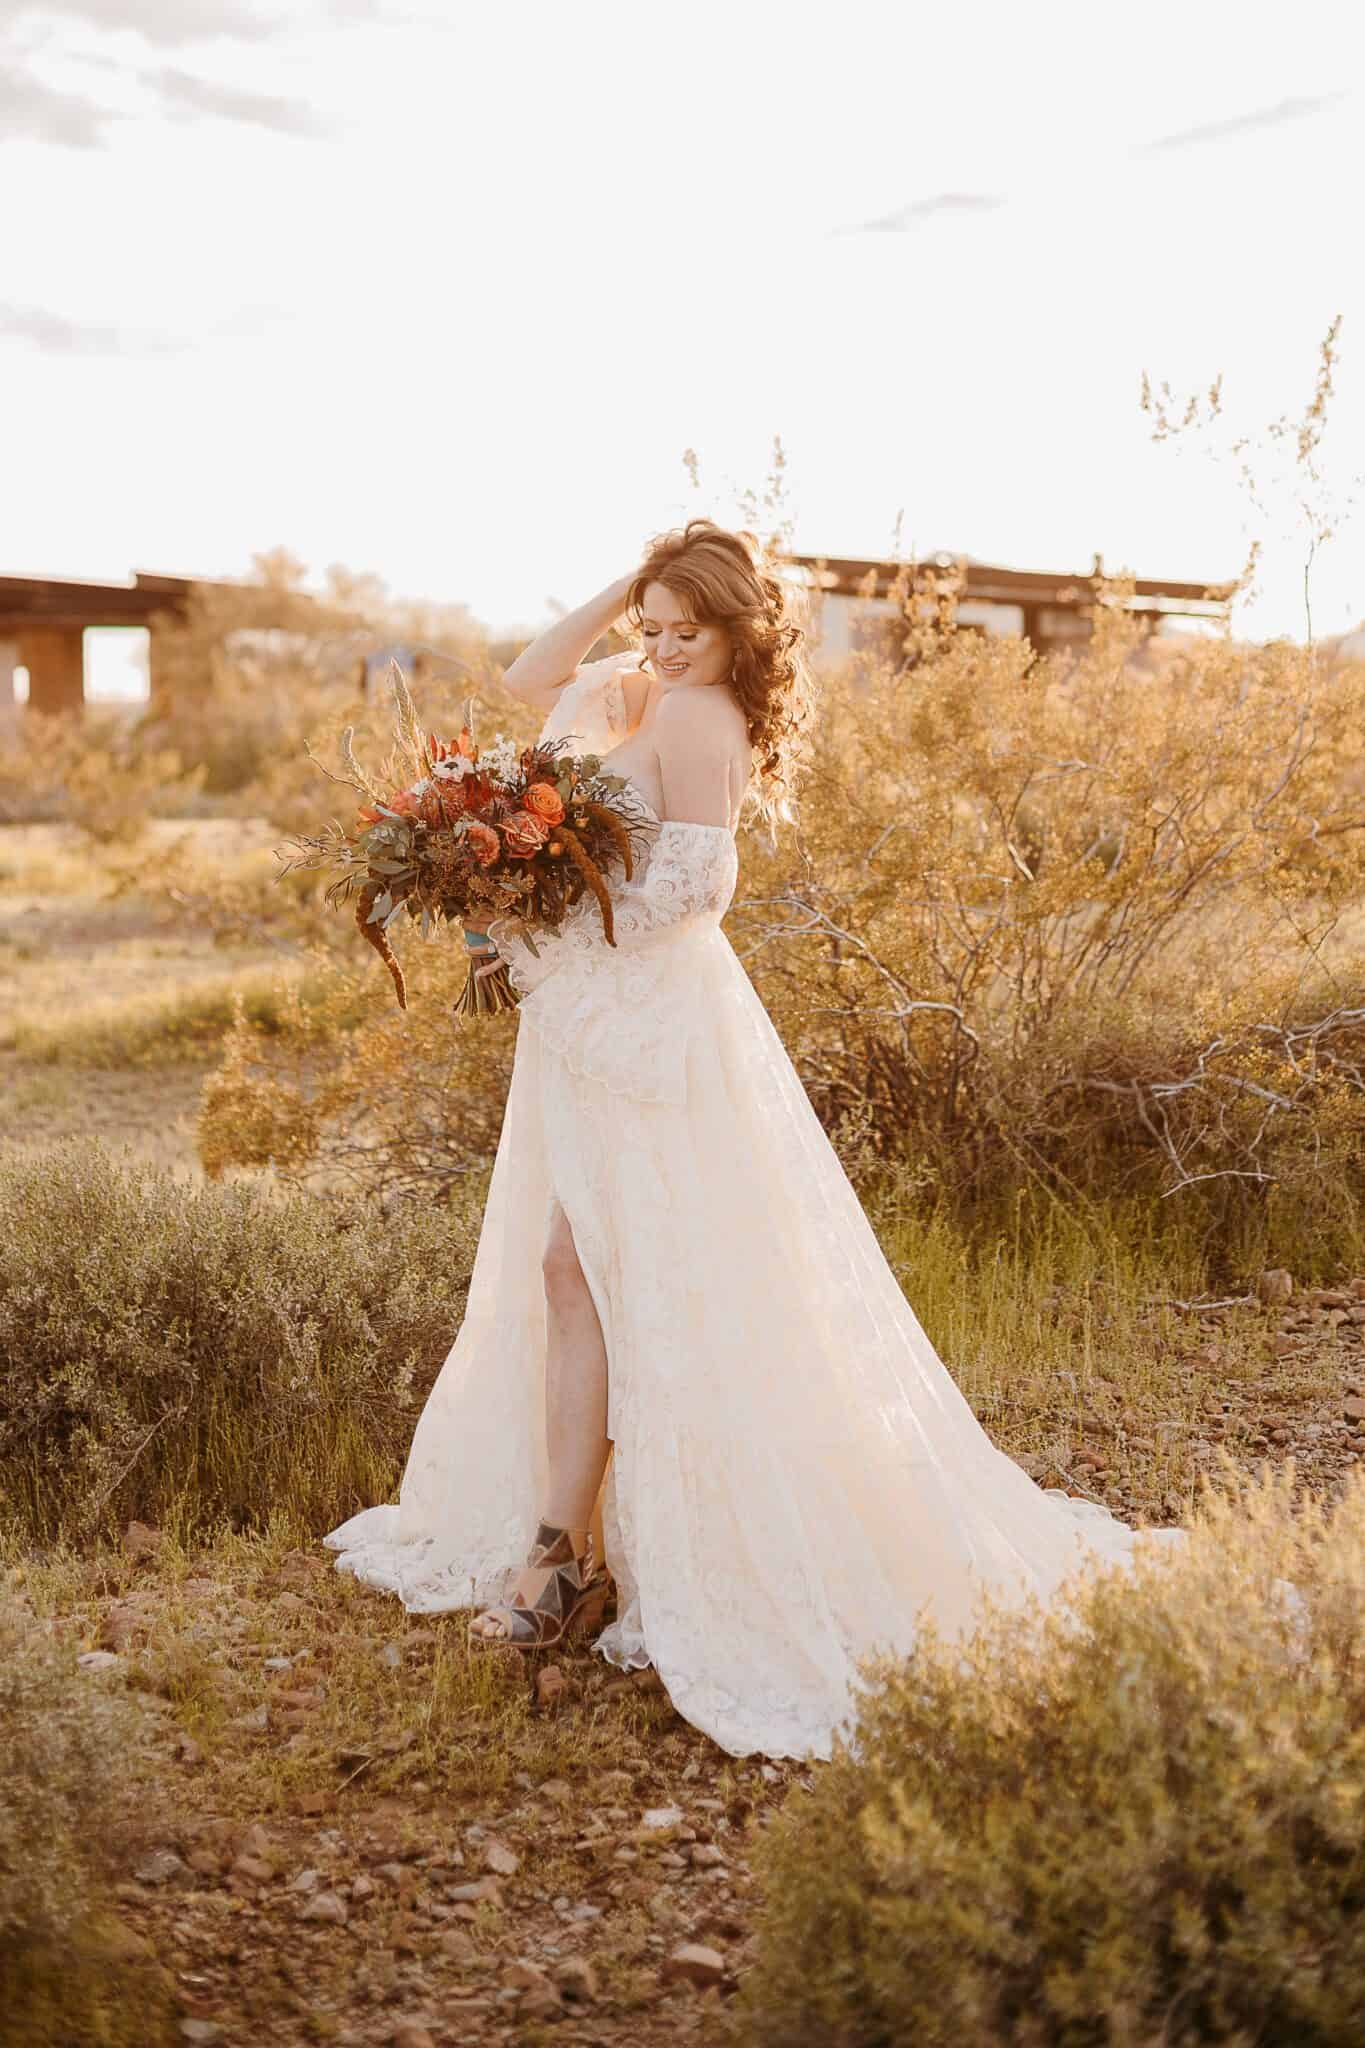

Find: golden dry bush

[737,601,1365,1253]
[136,552,499,828]
[0,707,205,841]
[737,1459,1365,2048]
[196,938,518,1203]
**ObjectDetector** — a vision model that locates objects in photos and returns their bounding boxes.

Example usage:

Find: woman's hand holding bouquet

[277,660,652,1018]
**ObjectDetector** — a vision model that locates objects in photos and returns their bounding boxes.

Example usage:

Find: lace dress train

[324,653,1187,1761]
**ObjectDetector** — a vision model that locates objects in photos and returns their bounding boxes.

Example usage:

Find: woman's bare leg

[540,1202,612,1530]
[470,1202,610,1637]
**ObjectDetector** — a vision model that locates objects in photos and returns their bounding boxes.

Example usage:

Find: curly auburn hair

[623,518,817,832]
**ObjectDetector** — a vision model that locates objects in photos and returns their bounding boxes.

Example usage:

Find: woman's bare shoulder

[655,683,747,749]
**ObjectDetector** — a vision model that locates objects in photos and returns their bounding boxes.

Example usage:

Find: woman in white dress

[324,519,1183,1762]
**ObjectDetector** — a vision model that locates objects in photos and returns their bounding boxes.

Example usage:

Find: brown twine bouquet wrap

[276,661,652,1019]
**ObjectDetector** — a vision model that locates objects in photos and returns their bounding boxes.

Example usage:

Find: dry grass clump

[0,1602,177,2045]
[8,957,332,1069]
[736,1459,1365,2048]
[0,1144,483,1548]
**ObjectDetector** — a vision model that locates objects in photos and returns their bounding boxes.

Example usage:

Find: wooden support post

[147,620,175,712]
[0,637,19,709]
[20,626,85,715]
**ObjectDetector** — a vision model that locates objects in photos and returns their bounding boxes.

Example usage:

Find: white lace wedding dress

[324,651,1186,1761]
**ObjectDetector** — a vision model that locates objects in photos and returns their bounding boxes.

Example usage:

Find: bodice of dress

[485,652,739,1106]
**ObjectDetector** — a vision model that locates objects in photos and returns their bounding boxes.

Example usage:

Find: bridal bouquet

[276,661,651,1016]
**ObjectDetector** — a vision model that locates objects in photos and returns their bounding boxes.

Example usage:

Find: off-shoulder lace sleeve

[536,650,638,753]
[596,820,738,952]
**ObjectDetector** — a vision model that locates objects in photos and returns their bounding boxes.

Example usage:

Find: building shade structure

[0,572,205,714]
[784,551,1237,661]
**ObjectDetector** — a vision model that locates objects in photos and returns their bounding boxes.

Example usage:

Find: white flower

[482,736,521,784]
[433,756,475,783]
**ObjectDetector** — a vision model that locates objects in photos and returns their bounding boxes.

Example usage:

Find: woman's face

[639,580,732,693]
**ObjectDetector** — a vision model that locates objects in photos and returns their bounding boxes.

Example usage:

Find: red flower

[502,809,550,859]
[389,789,421,817]
[420,781,465,828]
[465,820,500,866]
[356,804,382,826]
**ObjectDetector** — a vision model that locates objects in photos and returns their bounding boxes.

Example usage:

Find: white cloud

[0,61,108,145]
[147,64,330,135]
[1136,93,1348,155]
[832,193,1005,236]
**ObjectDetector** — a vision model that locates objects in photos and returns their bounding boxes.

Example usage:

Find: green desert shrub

[737,1460,1365,2048]
[0,1142,483,1548]
[0,1603,177,2046]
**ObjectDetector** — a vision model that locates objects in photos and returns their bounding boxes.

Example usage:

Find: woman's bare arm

[501,570,638,713]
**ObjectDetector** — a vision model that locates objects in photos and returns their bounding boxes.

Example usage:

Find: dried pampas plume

[341,726,385,805]
[389,659,433,778]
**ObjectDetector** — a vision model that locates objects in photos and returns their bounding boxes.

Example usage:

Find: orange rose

[465,820,500,866]
[502,809,550,859]
[523,780,565,825]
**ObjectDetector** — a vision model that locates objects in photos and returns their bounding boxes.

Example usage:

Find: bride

[324,517,1184,1762]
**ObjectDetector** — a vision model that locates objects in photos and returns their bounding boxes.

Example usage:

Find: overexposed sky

[2,0,1362,651]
